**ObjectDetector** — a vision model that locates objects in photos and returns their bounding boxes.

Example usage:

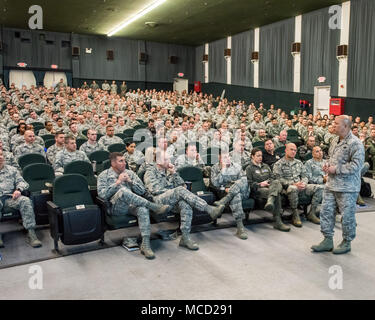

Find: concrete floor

[0,210,375,300]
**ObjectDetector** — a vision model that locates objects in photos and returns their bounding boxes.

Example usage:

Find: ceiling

[1,0,344,46]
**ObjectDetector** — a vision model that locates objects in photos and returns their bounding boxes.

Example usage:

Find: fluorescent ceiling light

[107,0,167,37]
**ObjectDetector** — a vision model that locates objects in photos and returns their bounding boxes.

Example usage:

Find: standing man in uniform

[312,115,364,254]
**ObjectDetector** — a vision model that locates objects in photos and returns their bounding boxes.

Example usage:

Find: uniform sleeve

[299,161,309,184]
[14,168,29,191]
[171,172,185,187]
[53,152,64,174]
[80,151,90,163]
[273,161,290,186]
[97,170,121,200]
[210,165,224,188]
[144,169,166,196]
[246,166,259,192]
[128,170,146,196]
[336,141,365,176]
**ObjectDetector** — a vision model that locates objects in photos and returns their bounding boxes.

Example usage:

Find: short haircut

[64,135,75,144]
[55,131,65,137]
[109,152,123,163]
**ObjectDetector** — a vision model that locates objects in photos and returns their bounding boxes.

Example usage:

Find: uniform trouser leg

[361,162,370,177]
[337,192,358,241]
[111,187,151,208]
[153,188,195,234]
[285,185,299,209]
[173,186,208,212]
[228,178,250,220]
[5,196,36,230]
[113,199,151,238]
[178,200,193,234]
[320,189,337,238]
[129,206,151,238]
[303,184,323,206]
[229,194,245,220]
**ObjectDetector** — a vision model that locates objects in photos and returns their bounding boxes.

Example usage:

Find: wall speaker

[251,51,259,60]
[169,56,178,64]
[72,46,80,56]
[291,42,301,53]
[139,52,148,63]
[224,48,231,57]
[337,44,348,57]
[107,50,114,60]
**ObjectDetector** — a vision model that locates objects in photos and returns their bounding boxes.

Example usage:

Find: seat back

[102,159,111,171]
[108,143,126,153]
[115,133,125,140]
[18,153,46,170]
[41,134,55,142]
[82,129,89,137]
[44,139,55,149]
[89,150,110,174]
[253,141,265,148]
[89,150,110,164]
[64,161,97,187]
[123,129,135,138]
[53,174,94,209]
[23,163,55,192]
[178,166,207,193]
[275,146,286,157]
[31,122,44,130]
[76,138,88,149]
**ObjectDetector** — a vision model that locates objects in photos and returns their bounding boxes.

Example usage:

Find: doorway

[314,86,331,116]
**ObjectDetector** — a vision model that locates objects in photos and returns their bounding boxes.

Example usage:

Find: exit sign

[51,65,58,69]
[17,62,27,67]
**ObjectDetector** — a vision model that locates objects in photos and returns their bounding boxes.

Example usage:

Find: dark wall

[202,82,374,120]
[2,28,72,70]
[2,27,196,87]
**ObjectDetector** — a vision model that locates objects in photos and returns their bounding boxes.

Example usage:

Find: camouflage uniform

[79,141,105,157]
[13,142,46,160]
[144,164,209,234]
[98,135,123,149]
[124,150,145,172]
[210,162,250,220]
[0,165,36,230]
[320,132,365,241]
[46,144,64,165]
[305,158,325,185]
[273,157,323,209]
[38,129,55,137]
[97,167,151,238]
[297,145,314,162]
[54,148,90,174]
[3,150,21,171]
[229,150,251,171]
